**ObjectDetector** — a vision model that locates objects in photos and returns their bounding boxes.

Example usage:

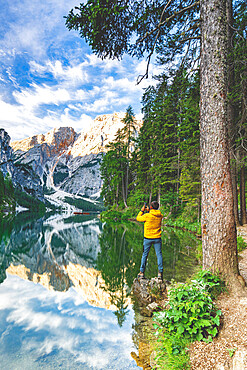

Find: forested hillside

[100,72,201,222]
[0,171,45,214]
[0,172,15,213]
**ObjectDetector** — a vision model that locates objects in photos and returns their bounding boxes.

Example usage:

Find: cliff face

[70,112,142,157]
[0,128,44,201]
[11,126,78,155]
[10,113,142,202]
[0,129,14,176]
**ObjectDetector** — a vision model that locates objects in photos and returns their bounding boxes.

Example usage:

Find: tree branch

[0,159,13,166]
[136,1,200,84]
[137,1,200,44]
[136,0,173,84]
[179,36,201,43]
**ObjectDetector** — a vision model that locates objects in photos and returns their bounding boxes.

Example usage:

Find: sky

[0,274,138,369]
[0,0,162,142]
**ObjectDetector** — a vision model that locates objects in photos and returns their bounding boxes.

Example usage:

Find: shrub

[153,271,223,346]
[194,269,226,299]
[237,236,247,252]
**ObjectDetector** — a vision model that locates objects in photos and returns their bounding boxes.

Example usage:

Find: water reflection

[0,274,137,370]
[0,212,199,369]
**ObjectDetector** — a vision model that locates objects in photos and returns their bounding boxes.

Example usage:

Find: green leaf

[177,325,185,335]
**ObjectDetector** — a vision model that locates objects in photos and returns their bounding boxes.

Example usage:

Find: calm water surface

[0,212,199,369]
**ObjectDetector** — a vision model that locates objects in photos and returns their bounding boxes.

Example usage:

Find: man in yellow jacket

[136,201,163,280]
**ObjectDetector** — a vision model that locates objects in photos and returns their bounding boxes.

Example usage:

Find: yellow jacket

[136,209,163,239]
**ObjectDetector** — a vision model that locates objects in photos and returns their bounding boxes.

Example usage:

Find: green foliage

[100,206,137,222]
[153,333,191,370]
[0,172,16,213]
[99,71,201,217]
[14,188,45,212]
[196,241,203,263]
[0,171,5,199]
[65,0,200,68]
[64,196,105,212]
[228,348,237,358]
[193,269,226,300]
[179,202,200,224]
[100,106,138,208]
[152,270,224,369]
[153,272,223,347]
[127,189,149,208]
[237,236,247,252]
[166,218,201,235]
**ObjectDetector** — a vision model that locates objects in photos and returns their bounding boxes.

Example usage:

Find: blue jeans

[140,238,163,273]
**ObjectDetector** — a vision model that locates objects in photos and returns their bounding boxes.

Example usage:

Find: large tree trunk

[231,162,240,226]
[240,158,247,224]
[200,0,240,287]
[227,0,240,226]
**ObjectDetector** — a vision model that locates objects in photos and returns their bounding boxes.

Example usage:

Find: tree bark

[116,183,119,207]
[157,184,161,206]
[226,0,240,226]
[122,173,127,208]
[200,0,240,286]
[231,161,240,226]
[240,159,247,224]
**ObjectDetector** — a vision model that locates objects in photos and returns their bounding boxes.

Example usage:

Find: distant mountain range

[0,113,142,211]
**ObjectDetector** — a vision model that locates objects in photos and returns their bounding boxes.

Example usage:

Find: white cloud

[30,60,89,86]
[0,0,163,142]
[0,274,137,369]
[0,95,94,141]
[0,0,79,59]
[102,76,140,93]
[14,84,71,108]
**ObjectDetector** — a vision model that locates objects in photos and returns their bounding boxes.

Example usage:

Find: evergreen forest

[100,72,201,224]
[0,171,45,213]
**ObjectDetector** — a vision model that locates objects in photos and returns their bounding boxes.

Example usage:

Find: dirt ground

[189,225,247,370]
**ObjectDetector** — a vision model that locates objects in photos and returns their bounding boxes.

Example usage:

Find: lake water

[0,212,199,369]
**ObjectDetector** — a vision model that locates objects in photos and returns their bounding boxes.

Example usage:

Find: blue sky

[0,274,138,369]
[0,0,162,142]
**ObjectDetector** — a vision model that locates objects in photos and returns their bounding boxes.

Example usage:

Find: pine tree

[0,171,4,207]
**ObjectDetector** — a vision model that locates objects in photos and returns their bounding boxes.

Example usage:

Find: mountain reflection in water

[0,212,199,369]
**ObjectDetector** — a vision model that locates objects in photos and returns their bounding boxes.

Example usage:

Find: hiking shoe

[158,271,163,281]
[137,272,145,279]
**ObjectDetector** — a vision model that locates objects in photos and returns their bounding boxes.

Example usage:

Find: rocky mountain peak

[11,126,77,155]
[6,112,142,202]
[70,112,142,157]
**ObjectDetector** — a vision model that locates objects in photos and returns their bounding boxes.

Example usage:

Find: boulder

[132,277,167,315]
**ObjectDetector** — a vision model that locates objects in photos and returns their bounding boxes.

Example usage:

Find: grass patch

[154,333,191,370]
